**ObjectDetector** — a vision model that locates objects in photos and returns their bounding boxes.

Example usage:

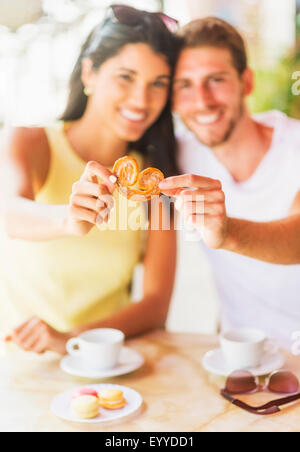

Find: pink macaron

[72,388,99,400]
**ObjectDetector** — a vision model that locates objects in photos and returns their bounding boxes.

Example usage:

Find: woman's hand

[6,317,72,355]
[64,161,116,237]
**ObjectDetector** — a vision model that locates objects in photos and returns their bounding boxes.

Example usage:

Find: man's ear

[242,68,254,97]
[81,58,95,91]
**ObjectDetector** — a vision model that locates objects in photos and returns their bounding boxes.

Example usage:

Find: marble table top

[1,330,300,432]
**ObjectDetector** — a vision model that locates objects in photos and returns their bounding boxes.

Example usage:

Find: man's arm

[159,175,300,266]
[224,215,300,265]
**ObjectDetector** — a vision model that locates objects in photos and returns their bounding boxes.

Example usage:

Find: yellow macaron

[98,389,126,410]
[71,395,100,419]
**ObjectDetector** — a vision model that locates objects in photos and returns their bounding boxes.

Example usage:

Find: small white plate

[202,348,285,377]
[51,384,143,424]
[60,347,144,379]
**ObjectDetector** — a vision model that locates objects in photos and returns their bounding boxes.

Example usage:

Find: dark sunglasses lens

[225,370,258,394]
[112,5,141,25]
[268,371,300,394]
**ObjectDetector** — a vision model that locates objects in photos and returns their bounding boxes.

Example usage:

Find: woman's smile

[118,107,148,124]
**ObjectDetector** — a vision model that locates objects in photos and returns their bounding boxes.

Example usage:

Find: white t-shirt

[177,111,300,349]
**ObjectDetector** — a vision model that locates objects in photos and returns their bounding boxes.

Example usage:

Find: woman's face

[82,43,171,142]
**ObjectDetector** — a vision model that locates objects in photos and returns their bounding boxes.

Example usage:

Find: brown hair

[179,17,248,75]
[61,10,183,177]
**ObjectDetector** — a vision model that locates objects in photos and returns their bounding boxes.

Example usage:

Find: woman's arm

[82,229,177,337]
[0,128,115,241]
[7,202,177,353]
[79,199,177,337]
[0,127,65,240]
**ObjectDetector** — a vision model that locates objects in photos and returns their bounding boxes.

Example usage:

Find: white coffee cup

[220,328,277,373]
[66,328,125,371]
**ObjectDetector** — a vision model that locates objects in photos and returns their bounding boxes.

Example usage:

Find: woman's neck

[64,111,128,167]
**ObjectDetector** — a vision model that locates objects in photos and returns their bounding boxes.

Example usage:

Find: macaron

[98,389,126,410]
[72,388,99,400]
[71,395,99,419]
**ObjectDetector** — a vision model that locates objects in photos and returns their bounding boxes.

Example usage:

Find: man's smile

[194,110,224,126]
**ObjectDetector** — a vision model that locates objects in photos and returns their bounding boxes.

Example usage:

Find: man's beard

[197,101,244,148]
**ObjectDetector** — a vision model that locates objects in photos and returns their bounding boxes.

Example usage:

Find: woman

[0,5,182,354]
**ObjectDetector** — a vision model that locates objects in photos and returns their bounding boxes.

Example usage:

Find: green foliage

[249,56,300,119]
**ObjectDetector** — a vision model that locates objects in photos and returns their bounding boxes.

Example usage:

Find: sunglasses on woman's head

[109,4,179,33]
[221,369,300,415]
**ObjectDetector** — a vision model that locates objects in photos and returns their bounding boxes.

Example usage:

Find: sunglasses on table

[221,370,300,415]
[108,4,179,33]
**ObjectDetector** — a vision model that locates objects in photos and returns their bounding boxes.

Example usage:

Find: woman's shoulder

[2,126,50,159]
[1,127,51,191]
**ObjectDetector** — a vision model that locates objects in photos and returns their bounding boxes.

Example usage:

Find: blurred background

[0,0,299,334]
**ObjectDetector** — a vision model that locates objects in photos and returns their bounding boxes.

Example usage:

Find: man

[159,17,300,348]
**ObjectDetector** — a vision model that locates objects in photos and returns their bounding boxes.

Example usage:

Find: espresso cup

[66,328,125,371]
[220,328,277,373]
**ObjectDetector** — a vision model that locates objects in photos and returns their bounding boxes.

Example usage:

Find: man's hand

[159,174,228,249]
[5,317,71,355]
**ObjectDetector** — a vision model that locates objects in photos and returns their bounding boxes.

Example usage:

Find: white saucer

[202,348,285,377]
[51,384,143,424]
[60,347,144,379]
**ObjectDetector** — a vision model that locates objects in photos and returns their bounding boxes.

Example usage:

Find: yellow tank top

[0,122,148,334]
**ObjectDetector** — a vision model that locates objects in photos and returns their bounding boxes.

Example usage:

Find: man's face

[173,46,250,148]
